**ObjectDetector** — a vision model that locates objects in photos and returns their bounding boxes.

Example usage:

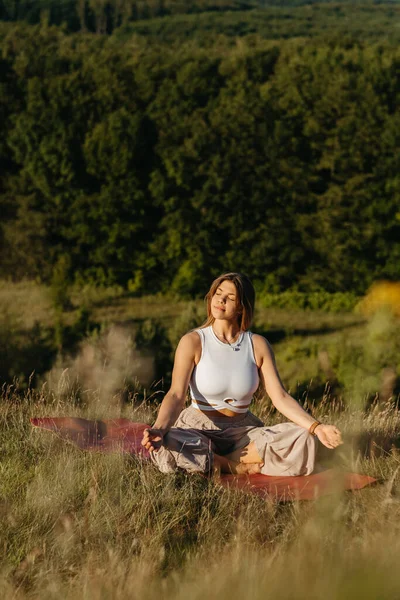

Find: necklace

[212,326,242,349]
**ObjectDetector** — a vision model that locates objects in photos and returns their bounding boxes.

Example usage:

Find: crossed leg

[214,442,264,475]
[225,441,263,465]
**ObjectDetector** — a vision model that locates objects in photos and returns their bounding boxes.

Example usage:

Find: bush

[258,289,360,313]
[135,318,173,383]
[167,301,205,349]
[49,255,72,312]
[356,281,400,317]
[0,310,56,387]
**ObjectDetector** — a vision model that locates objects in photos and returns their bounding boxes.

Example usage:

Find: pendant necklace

[212,327,242,351]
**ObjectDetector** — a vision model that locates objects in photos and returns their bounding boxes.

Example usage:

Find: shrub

[258,289,359,313]
[356,281,400,317]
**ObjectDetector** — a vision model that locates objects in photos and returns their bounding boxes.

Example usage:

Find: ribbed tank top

[189,326,259,414]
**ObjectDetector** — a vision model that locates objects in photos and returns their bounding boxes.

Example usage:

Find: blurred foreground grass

[1,387,400,599]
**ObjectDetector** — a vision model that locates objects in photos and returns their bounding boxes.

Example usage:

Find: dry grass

[2,280,400,598]
[0,281,55,330]
[1,386,400,599]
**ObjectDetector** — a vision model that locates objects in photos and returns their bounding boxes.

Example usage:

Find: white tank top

[189,326,260,414]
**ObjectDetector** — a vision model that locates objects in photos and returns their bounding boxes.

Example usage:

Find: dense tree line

[0,0,255,32]
[123,4,400,46]
[1,1,398,36]
[0,19,399,295]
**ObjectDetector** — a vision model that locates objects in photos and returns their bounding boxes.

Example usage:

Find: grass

[0,280,55,331]
[0,279,364,332]
[1,387,400,599]
[1,281,400,597]
[0,279,368,392]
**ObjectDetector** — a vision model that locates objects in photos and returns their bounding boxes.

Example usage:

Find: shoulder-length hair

[201,272,255,331]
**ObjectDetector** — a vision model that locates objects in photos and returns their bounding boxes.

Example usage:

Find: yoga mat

[218,470,376,501]
[31,417,151,457]
[31,417,376,502]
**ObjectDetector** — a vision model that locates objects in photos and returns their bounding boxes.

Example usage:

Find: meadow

[2,379,400,599]
[1,281,400,598]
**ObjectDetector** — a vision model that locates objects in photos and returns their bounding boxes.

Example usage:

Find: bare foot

[232,462,263,475]
[213,453,263,476]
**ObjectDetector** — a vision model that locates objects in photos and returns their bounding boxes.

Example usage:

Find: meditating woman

[141,272,342,476]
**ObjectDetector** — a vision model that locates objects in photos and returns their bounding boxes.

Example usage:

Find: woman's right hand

[141,428,165,453]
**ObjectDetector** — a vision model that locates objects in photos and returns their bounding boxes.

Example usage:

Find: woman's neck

[211,321,241,342]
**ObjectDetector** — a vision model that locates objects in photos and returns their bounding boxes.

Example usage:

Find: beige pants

[150,406,317,476]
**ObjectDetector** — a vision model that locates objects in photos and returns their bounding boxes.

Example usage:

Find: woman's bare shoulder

[250,333,273,355]
[250,332,270,346]
[176,330,201,352]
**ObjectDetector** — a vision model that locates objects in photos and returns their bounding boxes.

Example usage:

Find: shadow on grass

[316,429,400,475]
[0,321,57,389]
[351,430,400,460]
[1,309,101,390]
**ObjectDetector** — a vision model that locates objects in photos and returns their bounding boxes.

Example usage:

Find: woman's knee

[153,429,213,474]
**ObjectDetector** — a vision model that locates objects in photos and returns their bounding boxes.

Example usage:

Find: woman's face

[211,280,241,323]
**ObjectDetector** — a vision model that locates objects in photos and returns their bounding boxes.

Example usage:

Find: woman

[141,272,342,476]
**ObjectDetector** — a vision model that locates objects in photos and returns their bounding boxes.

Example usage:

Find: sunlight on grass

[1,280,400,597]
[1,386,400,599]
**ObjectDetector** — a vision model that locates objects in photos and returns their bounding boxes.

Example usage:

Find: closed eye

[215,289,236,301]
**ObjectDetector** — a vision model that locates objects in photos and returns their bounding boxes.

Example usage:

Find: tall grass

[1,281,400,597]
[1,385,400,599]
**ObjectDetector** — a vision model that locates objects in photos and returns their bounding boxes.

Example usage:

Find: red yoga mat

[31,417,376,502]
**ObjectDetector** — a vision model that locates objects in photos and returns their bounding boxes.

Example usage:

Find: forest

[4,1,396,34]
[0,0,399,297]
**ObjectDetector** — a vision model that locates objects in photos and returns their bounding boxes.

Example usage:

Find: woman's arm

[252,334,342,449]
[141,332,199,452]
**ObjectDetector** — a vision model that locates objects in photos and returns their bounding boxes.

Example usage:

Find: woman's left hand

[314,424,343,449]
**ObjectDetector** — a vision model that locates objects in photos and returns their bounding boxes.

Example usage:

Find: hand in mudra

[315,424,343,449]
[141,428,164,453]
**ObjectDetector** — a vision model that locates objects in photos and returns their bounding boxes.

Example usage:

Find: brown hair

[201,272,256,331]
